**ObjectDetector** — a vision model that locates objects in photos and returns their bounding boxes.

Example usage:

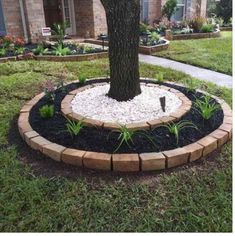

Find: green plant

[44,80,55,101]
[150,32,160,45]
[184,78,197,93]
[0,48,6,57]
[162,0,177,20]
[194,95,220,120]
[188,17,206,32]
[39,105,54,119]
[52,44,71,56]
[200,24,214,33]
[52,21,70,45]
[66,119,84,137]
[215,0,232,24]
[33,44,48,56]
[139,22,149,35]
[78,74,87,84]
[154,72,164,83]
[14,46,24,55]
[162,120,198,145]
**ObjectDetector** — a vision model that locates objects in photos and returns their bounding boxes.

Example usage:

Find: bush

[188,17,206,32]
[215,0,232,24]
[200,24,214,33]
[39,105,54,119]
[162,0,177,20]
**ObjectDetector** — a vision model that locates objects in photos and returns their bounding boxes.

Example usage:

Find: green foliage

[150,32,160,44]
[52,21,70,45]
[78,74,86,84]
[162,0,177,20]
[139,22,149,35]
[39,105,54,119]
[184,78,197,93]
[215,0,232,23]
[66,119,84,137]
[200,24,214,33]
[0,48,6,57]
[162,120,198,145]
[195,95,220,120]
[33,44,48,56]
[154,72,164,83]
[14,46,24,55]
[52,44,71,56]
[188,17,206,32]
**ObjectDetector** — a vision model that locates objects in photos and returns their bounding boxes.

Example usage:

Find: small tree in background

[162,0,177,21]
[215,0,232,23]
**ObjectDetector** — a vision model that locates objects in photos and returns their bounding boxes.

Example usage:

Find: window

[140,0,149,22]
[171,0,186,21]
[0,0,6,36]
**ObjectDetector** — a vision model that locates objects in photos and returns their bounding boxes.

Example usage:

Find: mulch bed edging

[18,79,232,172]
[0,51,108,63]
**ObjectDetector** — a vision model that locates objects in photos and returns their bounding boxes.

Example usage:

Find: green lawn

[155,31,232,75]
[0,60,232,232]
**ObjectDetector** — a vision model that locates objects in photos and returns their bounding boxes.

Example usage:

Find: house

[0,0,208,43]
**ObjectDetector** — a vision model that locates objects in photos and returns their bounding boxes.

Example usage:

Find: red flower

[14,37,25,47]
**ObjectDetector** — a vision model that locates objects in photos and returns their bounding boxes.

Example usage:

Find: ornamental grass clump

[78,74,87,85]
[194,95,220,120]
[200,24,214,33]
[184,78,197,93]
[162,120,198,145]
[66,119,84,137]
[154,72,164,83]
[33,44,48,56]
[39,105,54,119]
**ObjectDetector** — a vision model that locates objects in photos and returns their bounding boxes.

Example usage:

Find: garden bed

[166,29,221,40]
[84,39,169,55]
[18,78,232,172]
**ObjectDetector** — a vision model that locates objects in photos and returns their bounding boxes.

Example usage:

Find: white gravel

[71,84,182,124]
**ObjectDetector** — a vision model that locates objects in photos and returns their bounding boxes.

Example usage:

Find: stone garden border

[18,78,232,172]
[165,29,221,41]
[84,39,170,55]
[61,81,192,131]
[0,51,108,63]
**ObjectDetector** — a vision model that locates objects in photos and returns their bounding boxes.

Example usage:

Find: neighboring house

[0,0,207,43]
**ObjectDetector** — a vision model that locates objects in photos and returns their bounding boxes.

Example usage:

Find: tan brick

[24,131,39,145]
[170,110,187,121]
[62,148,85,166]
[183,143,204,162]
[140,152,165,171]
[209,129,229,148]
[43,143,66,162]
[163,148,189,168]
[147,119,163,129]
[30,136,52,152]
[61,107,73,115]
[112,154,140,172]
[67,113,85,121]
[126,122,150,131]
[83,118,104,128]
[160,116,175,124]
[103,122,120,131]
[18,113,33,137]
[223,116,233,124]
[61,95,74,106]
[20,104,33,113]
[221,103,232,116]
[197,136,218,156]
[219,123,232,139]
[83,152,111,170]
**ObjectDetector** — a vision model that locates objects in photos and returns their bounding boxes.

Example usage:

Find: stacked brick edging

[166,29,221,41]
[61,81,192,131]
[84,39,170,55]
[18,79,232,172]
[0,52,108,63]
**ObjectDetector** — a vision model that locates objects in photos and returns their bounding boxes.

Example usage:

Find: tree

[100,0,141,101]
[162,0,177,21]
[215,0,232,23]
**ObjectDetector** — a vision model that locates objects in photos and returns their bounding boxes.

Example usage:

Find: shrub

[0,48,6,57]
[66,119,84,137]
[78,74,86,84]
[14,47,24,55]
[39,105,54,119]
[200,24,214,33]
[162,0,177,20]
[215,0,232,24]
[139,22,149,35]
[52,21,70,45]
[52,44,71,56]
[194,95,220,120]
[150,32,160,45]
[188,17,206,32]
[33,44,48,56]
[154,72,164,83]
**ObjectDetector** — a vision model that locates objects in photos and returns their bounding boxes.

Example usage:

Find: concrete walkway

[139,54,232,88]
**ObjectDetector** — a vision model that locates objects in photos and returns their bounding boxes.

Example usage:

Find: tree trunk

[100,0,141,101]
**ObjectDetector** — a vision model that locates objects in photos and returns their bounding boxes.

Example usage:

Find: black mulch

[29,79,223,154]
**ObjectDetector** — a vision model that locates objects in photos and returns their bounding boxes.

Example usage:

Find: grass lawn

[154,31,232,75]
[0,59,232,232]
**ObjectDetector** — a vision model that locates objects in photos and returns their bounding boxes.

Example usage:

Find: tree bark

[100,0,141,101]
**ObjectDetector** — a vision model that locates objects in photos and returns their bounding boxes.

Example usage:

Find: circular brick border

[18,79,232,172]
[61,81,192,131]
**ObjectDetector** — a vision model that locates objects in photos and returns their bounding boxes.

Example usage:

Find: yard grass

[154,31,232,75]
[0,59,232,232]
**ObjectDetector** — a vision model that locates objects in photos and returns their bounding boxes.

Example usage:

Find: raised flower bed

[18,78,232,172]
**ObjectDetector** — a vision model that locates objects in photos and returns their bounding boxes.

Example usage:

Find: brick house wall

[148,0,162,23]
[1,0,24,38]
[93,0,107,36]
